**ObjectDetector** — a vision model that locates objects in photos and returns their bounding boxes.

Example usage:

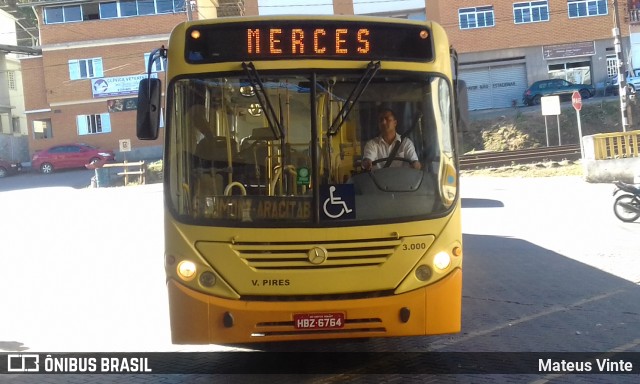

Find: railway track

[459,144,582,170]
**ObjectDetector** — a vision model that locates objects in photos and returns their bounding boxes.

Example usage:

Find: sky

[258,0,426,15]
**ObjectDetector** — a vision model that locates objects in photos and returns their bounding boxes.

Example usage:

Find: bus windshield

[166,71,457,226]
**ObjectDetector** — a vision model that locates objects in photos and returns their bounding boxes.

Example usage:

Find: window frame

[69,58,104,80]
[7,70,16,90]
[77,113,112,135]
[33,119,53,140]
[606,55,618,79]
[44,5,83,24]
[96,0,185,20]
[45,0,185,24]
[514,1,550,24]
[459,6,495,30]
[567,0,608,18]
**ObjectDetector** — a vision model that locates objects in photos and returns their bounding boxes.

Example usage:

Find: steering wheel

[371,157,413,168]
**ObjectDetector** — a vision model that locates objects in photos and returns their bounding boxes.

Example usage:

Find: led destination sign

[186,21,434,63]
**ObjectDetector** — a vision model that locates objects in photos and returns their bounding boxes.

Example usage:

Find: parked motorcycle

[612,180,640,222]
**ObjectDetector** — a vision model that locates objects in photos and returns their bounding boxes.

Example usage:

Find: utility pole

[613,0,630,132]
[186,0,194,20]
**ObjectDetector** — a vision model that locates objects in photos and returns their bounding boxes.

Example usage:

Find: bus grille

[232,238,401,270]
[242,290,395,302]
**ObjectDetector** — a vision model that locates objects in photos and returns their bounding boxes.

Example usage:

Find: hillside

[462,97,637,153]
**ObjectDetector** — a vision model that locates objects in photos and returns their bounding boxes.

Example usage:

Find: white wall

[630,32,640,69]
[0,9,29,162]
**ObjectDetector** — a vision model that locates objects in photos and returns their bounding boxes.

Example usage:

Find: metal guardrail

[102,161,146,185]
[591,130,640,160]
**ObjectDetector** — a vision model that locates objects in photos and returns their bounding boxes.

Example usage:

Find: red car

[0,158,22,178]
[31,143,116,174]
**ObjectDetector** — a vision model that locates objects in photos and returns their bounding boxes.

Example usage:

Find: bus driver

[361,108,421,171]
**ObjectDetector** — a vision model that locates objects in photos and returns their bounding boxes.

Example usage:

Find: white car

[611,69,640,92]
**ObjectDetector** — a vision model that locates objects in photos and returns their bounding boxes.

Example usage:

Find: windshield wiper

[242,62,284,140]
[328,61,381,136]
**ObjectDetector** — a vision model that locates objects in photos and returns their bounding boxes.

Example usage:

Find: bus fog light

[177,261,197,281]
[415,265,432,281]
[199,271,216,287]
[434,252,451,270]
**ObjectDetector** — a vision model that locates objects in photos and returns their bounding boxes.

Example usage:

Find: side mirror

[137,78,162,140]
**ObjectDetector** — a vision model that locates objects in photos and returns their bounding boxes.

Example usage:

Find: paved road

[460,175,640,284]
[0,168,94,192]
[1,172,638,383]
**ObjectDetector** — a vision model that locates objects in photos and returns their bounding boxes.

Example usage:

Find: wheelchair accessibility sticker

[321,184,356,220]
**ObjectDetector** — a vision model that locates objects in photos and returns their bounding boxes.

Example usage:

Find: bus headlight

[433,251,451,270]
[177,260,197,281]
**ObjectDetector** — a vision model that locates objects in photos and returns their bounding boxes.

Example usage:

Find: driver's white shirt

[363,133,419,169]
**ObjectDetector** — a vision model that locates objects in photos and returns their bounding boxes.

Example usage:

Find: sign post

[119,139,132,185]
[119,138,132,153]
[572,91,584,158]
[541,96,561,147]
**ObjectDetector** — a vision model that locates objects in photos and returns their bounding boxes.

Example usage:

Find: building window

[159,0,186,13]
[144,53,166,72]
[606,55,618,79]
[137,0,157,15]
[120,0,139,16]
[77,114,112,135]
[44,5,82,24]
[514,1,549,24]
[99,0,185,19]
[548,61,592,85]
[7,70,16,90]
[459,6,495,29]
[100,2,119,18]
[69,58,104,80]
[12,117,20,134]
[33,119,53,140]
[45,0,186,23]
[44,3,103,23]
[568,0,607,18]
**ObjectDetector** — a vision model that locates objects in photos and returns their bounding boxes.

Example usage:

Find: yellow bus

[137,15,464,344]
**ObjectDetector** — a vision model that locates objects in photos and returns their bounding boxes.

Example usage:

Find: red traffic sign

[572,91,582,111]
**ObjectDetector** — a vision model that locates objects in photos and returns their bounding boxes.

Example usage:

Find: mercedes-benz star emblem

[307,247,328,265]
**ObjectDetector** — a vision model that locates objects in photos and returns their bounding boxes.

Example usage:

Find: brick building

[14,0,639,159]
[249,0,635,110]
[426,0,631,110]
[18,0,245,162]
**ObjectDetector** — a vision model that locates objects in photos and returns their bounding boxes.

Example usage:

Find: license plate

[293,313,345,329]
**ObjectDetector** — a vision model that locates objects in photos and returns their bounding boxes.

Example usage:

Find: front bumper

[167,268,462,344]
